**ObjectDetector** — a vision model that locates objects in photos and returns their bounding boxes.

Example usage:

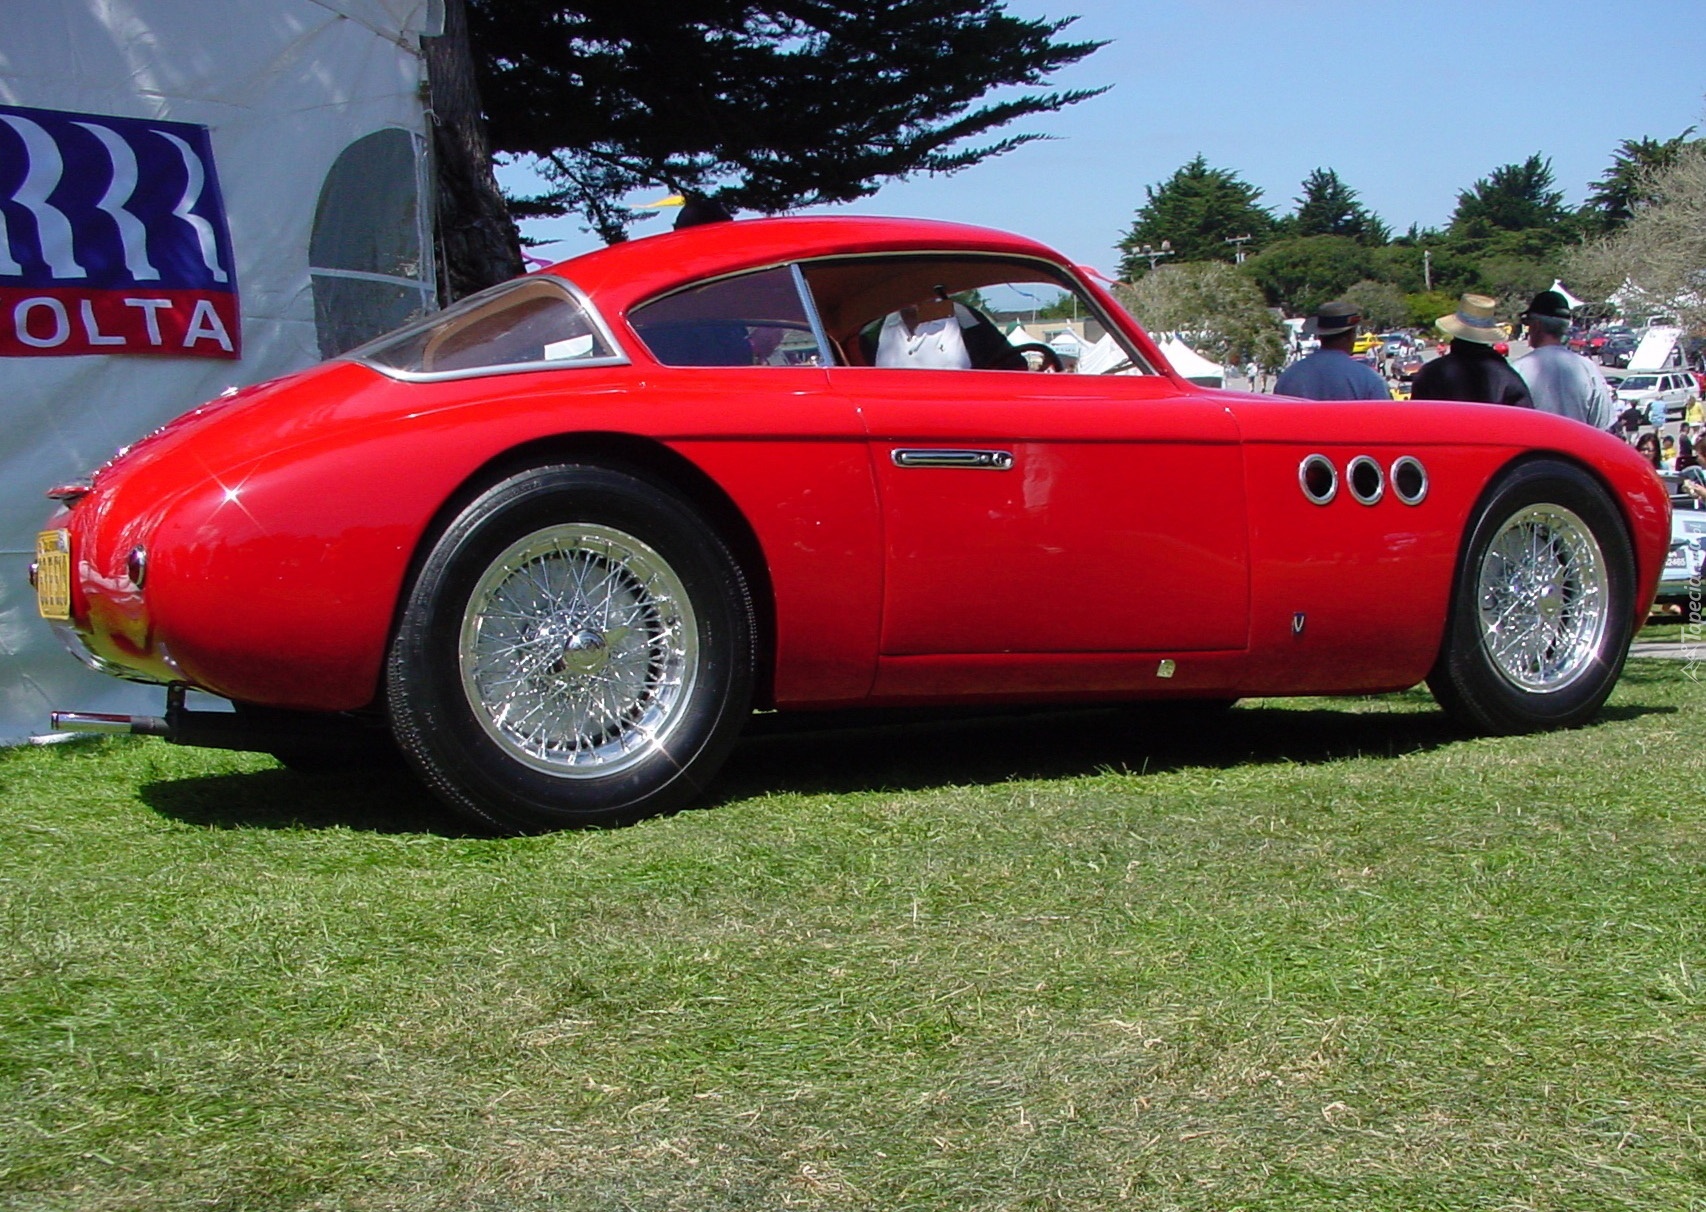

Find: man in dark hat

[1411,293,1533,408]
[674,192,733,229]
[1513,290,1612,429]
[1273,301,1392,401]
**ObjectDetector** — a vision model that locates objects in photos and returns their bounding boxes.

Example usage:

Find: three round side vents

[1298,454,1428,507]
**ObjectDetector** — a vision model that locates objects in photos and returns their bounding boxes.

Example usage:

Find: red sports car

[33,216,1671,833]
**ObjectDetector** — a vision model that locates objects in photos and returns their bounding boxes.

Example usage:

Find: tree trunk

[422,0,524,301]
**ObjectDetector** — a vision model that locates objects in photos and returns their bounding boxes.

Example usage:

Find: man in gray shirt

[1274,301,1391,401]
[1513,290,1613,430]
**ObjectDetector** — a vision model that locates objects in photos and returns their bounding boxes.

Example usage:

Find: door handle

[890,448,1014,470]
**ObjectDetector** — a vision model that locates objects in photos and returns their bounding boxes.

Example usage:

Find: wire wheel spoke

[459,524,697,778]
[1475,505,1606,692]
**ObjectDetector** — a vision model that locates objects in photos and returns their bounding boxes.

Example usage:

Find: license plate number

[35,530,70,620]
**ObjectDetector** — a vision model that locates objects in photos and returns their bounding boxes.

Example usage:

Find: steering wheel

[1001,342,1065,373]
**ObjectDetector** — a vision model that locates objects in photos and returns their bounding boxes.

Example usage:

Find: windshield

[1621,376,1658,390]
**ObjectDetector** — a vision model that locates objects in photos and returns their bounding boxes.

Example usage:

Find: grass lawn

[2,656,1703,1210]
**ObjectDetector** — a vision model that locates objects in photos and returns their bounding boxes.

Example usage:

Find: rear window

[351,276,623,380]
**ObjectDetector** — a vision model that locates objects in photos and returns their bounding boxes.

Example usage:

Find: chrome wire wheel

[1473,503,1608,693]
[457,523,699,778]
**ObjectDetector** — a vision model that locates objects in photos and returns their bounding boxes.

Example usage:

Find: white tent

[1005,322,1046,346]
[1160,336,1224,387]
[1048,330,1084,359]
[1077,332,1130,375]
[1549,279,1586,309]
[1,2,440,743]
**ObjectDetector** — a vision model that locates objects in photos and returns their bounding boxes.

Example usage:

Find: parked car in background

[33,215,1672,833]
[1657,473,1706,604]
[1616,371,1698,423]
[1599,335,1638,367]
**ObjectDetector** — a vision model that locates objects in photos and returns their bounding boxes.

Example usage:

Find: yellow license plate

[35,530,71,620]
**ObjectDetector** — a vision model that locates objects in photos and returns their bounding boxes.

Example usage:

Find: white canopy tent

[1048,330,1084,360]
[1160,336,1224,387]
[1549,279,1586,310]
[1077,332,1127,374]
[0,1,440,744]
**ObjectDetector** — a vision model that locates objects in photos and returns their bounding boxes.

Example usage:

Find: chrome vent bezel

[1299,454,1338,505]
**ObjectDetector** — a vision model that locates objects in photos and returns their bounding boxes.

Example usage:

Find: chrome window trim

[793,249,1157,377]
[346,274,630,384]
[628,249,1157,377]
[791,262,833,367]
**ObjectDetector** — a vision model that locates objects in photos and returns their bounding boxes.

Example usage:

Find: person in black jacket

[1411,293,1534,408]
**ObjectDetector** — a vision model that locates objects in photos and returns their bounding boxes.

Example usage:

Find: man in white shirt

[1513,291,1613,430]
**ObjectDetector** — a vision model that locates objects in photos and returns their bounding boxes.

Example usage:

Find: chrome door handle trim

[890,448,1014,470]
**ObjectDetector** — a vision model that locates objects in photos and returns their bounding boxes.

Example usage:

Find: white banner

[0,1,438,742]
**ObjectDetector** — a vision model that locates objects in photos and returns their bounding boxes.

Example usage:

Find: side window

[630,266,824,367]
[798,254,1150,375]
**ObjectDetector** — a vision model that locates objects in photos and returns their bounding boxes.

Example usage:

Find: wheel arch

[387,431,779,710]
[1438,448,1650,664]
[1428,448,1642,733]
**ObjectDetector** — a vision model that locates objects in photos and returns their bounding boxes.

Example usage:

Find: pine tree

[1289,167,1387,244]
[1116,156,1273,279]
[1583,129,1700,232]
[1449,154,1568,234]
[468,0,1106,245]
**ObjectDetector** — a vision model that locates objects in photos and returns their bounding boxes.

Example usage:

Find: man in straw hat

[1273,300,1393,401]
[1411,293,1533,408]
[1513,290,1612,429]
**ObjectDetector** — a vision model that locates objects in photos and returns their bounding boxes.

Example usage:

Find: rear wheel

[1427,459,1635,734]
[386,465,756,833]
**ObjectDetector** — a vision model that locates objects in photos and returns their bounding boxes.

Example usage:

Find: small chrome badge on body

[1292,612,1307,637]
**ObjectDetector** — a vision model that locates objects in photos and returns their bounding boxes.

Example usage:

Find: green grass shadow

[135,693,1677,833]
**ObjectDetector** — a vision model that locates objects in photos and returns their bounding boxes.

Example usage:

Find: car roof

[540,215,1066,315]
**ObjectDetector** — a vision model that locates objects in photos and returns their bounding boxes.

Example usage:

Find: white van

[1616,370,1698,424]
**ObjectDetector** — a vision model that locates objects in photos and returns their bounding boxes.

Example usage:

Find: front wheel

[386,465,756,833]
[1427,458,1636,734]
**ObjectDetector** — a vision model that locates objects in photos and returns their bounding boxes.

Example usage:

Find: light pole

[1225,233,1252,264]
[1138,240,1173,271]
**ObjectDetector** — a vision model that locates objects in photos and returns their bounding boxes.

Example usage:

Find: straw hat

[1436,293,1506,344]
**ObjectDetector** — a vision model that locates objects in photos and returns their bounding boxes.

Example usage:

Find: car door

[834,364,1249,660]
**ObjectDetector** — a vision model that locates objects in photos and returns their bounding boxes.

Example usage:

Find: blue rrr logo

[0,103,239,358]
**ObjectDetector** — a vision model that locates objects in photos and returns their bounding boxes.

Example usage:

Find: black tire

[1427,458,1636,734]
[386,465,756,833]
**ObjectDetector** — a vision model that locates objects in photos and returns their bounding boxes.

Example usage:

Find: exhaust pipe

[51,685,385,757]
[51,710,170,737]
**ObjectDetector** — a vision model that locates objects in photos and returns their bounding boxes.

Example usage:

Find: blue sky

[503,0,1706,277]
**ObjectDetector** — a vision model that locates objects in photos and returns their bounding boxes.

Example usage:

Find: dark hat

[674,193,733,230]
[1523,290,1573,320]
[1314,300,1361,337]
